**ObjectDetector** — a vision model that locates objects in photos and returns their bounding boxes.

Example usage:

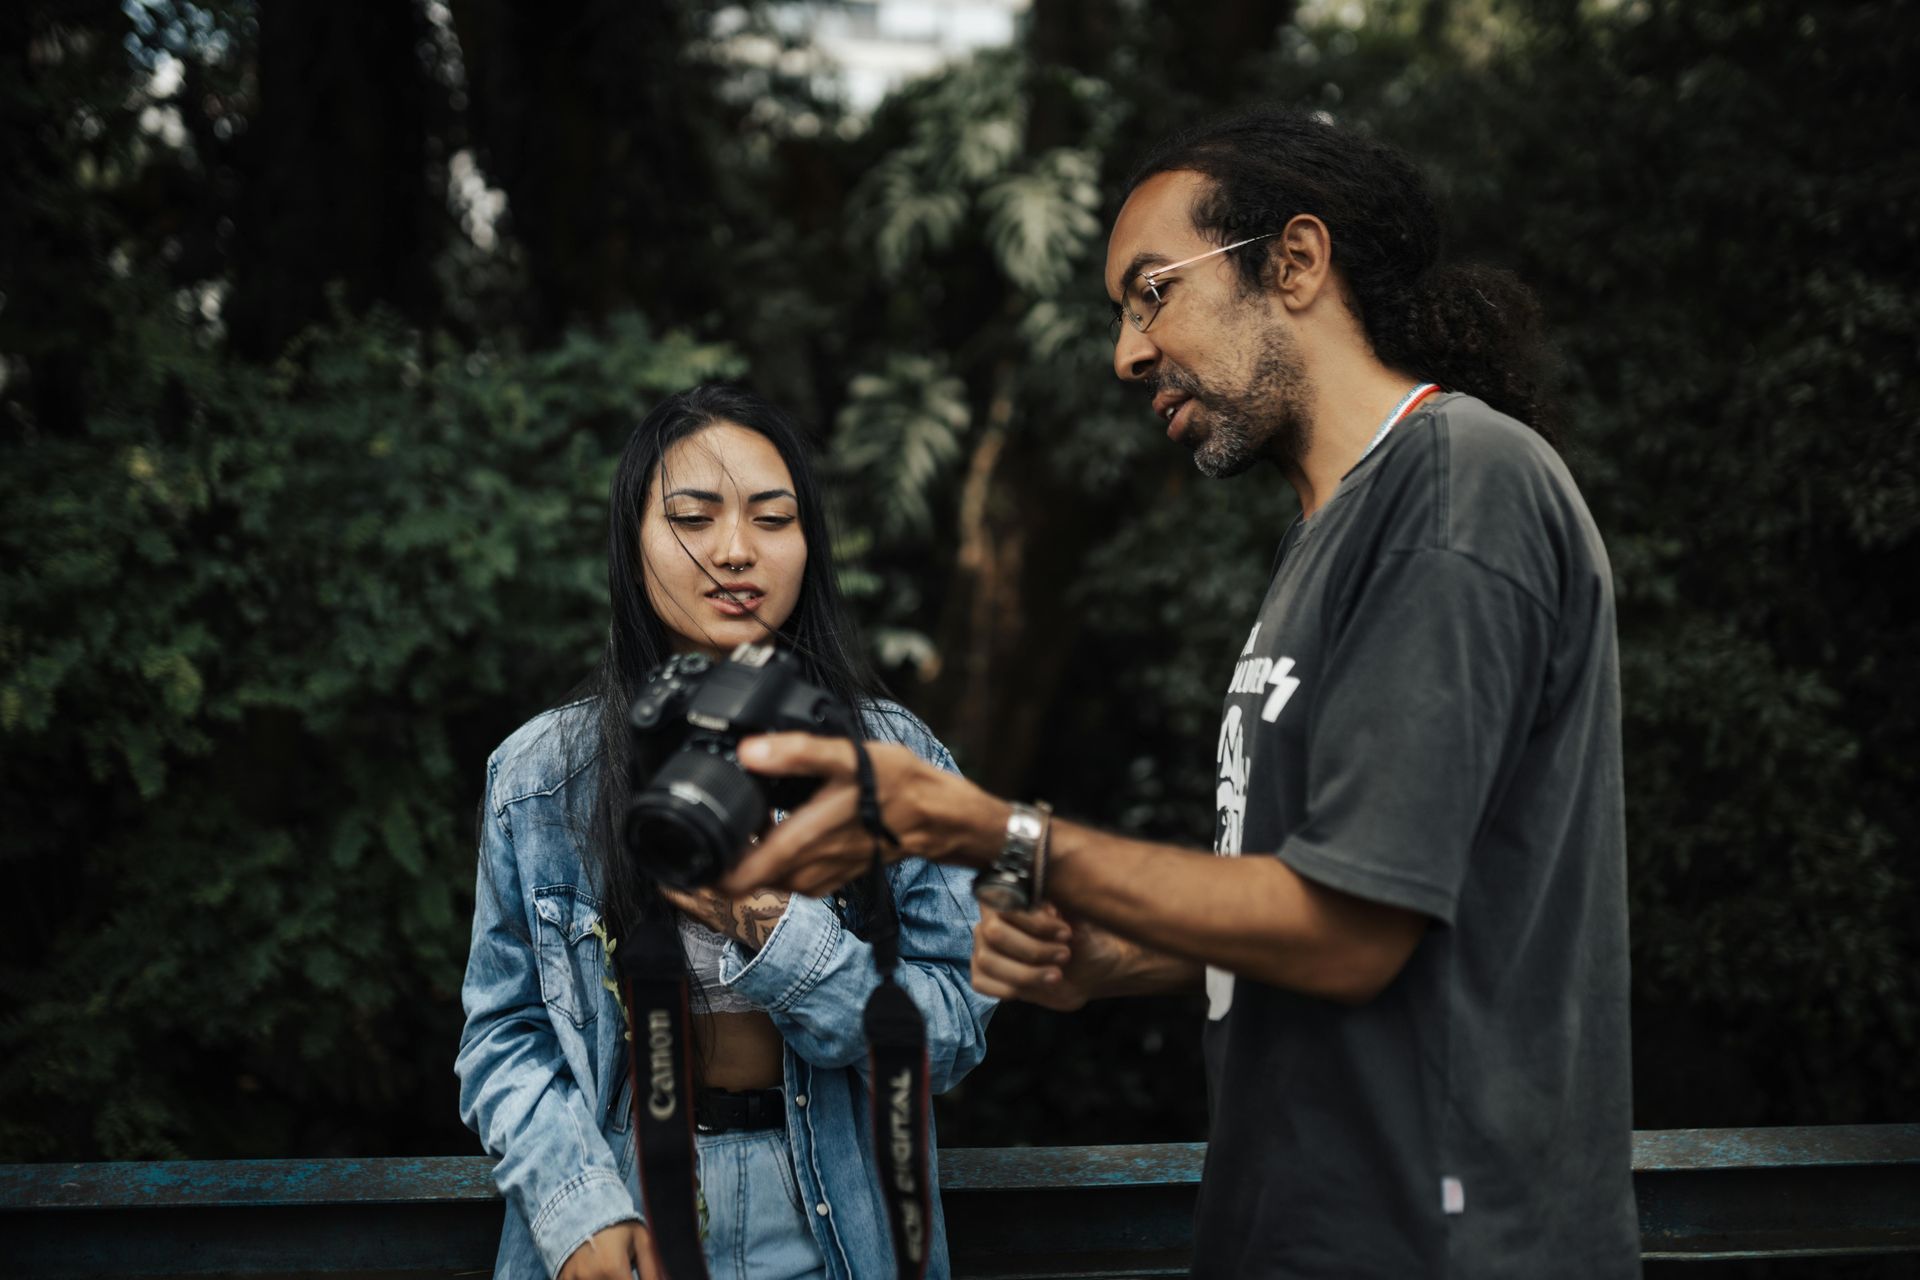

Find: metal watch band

[972,800,1049,912]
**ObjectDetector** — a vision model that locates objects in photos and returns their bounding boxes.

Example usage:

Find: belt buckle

[695,1087,778,1133]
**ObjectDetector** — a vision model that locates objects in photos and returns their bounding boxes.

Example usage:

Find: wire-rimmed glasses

[1109,233,1280,341]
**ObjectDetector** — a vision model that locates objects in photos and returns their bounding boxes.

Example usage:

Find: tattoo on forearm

[677,889,789,953]
[690,892,735,940]
[732,892,789,952]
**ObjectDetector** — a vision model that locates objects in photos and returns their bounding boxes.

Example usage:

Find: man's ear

[1269,212,1334,312]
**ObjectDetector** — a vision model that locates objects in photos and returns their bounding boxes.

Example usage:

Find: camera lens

[623,745,766,889]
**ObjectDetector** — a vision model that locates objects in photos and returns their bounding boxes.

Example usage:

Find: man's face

[1105,171,1310,477]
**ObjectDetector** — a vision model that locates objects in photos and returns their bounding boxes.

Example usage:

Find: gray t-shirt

[1194,393,1639,1278]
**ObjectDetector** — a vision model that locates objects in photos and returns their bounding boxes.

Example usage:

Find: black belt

[694,1086,784,1133]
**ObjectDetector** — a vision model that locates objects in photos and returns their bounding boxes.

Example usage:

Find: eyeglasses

[1109,233,1280,341]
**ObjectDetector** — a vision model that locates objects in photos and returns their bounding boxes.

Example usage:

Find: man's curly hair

[1128,108,1559,441]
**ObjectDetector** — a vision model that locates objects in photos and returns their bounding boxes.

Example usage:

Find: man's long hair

[1128,107,1560,439]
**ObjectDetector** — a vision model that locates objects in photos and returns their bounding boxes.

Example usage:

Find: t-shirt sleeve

[1275,546,1554,927]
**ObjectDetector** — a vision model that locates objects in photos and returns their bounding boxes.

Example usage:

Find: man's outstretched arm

[724,736,1425,1005]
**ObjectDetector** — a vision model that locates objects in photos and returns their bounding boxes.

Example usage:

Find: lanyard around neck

[1355,382,1440,468]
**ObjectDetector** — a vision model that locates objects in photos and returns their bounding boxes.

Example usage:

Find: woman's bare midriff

[692,1010,786,1090]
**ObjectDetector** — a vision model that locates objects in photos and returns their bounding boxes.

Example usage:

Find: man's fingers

[986,904,1073,945]
[737,732,860,779]
[971,943,1061,993]
[794,858,864,899]
[1017,901,1072,936]
[720,781,861,893]
[658,887,704,915]
[976,913,1071,966]
[969,968,1019,1001]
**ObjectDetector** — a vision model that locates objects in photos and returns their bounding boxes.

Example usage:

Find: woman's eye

[756,515,797,528]
[666,514,711,528]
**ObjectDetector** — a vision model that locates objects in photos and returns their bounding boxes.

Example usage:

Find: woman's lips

[706,587,765,616]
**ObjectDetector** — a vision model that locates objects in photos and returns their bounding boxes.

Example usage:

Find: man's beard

[1162,324,1310,479]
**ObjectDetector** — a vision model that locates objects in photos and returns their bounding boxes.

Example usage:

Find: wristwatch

[972,801,1051,912]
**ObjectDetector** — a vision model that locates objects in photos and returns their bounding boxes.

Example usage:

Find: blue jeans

[696,1127,827,1280]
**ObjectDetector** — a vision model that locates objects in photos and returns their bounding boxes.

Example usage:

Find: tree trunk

[917,0,1294,794]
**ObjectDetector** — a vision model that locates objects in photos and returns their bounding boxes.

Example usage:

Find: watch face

[971,870,1029,912]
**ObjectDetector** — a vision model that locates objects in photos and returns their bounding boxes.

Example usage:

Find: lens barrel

[624,745,766,888]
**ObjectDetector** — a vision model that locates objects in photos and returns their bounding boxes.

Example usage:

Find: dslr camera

[624,642,849,889]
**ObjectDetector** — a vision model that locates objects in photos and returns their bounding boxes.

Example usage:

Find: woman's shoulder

[858,699,958,774]
[485,698,600,812]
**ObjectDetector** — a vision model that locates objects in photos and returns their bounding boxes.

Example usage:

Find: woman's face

[639,421,808,660]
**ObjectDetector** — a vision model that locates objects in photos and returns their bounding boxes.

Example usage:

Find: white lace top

[676,914,765,1015]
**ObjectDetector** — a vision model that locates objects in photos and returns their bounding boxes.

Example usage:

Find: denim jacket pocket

[533,884,607,1029]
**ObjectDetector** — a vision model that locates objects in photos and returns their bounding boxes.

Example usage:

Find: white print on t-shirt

[1208,622,1271,1021]
[1208,702,1245,1021]
[1215,704,1249,861]
[1227,628,1303,723]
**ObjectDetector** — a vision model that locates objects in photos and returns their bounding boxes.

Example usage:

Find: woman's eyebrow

[662,486,796,503]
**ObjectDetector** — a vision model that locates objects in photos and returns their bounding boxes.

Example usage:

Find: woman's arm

[455,768,642,1277]
[716,858,994,1090]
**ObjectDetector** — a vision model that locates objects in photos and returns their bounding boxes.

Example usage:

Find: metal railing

[2,1126,1916,1277]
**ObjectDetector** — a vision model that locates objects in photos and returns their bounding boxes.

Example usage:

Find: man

[722,108,1639,1278]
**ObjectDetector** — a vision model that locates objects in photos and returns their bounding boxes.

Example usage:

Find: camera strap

[850,736,934,1280]
[618,919,710,1280]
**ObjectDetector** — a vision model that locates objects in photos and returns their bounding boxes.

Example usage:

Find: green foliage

[3,0,1913,1166]
[867,0,1920,1141]
[0,298,737,1158]
[832,356,970,543]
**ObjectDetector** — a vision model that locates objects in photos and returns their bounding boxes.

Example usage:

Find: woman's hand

[557,1221,660,1280]
[661,884,792,953]
[970,902,1133,1012]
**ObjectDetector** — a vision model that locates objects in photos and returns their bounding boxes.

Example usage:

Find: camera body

[624,642,847,889]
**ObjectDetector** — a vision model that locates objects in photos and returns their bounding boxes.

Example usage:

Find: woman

[456,384,993,1280]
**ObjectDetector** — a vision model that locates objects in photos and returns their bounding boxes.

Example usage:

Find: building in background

[792,0,1029,111]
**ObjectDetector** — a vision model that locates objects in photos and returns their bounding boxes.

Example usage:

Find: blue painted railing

[2,1126,1916,1276]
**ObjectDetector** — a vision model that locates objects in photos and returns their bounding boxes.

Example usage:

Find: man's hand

[557,1221,659,1280]
[970,903,1140,1011]
[660,884,791,953]
[719,733,1006,898]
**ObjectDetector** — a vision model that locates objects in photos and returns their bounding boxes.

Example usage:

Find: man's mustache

[1143,366,1205,402]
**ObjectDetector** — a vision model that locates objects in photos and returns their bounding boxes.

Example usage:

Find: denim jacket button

[794,1094,807,1107]
[815,1202,830,1216]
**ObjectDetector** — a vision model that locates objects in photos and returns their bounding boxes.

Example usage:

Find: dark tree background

[2,0,1914,1221]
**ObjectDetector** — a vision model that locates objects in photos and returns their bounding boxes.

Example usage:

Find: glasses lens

[1129,280,1161,333]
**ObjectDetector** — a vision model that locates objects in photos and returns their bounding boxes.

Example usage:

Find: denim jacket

[456,699,995,1280]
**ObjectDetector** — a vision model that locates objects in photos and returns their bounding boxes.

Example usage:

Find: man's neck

[1282,353,1427,519]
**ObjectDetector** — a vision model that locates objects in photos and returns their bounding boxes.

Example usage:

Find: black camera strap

[850,736,934,1280]
[618,724,932,1280]
[618,920,710,1280]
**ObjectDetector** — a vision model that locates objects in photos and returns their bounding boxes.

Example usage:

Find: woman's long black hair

[564,382,889,953]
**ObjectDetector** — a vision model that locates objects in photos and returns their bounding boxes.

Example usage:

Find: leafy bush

[0,300,737,1157]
